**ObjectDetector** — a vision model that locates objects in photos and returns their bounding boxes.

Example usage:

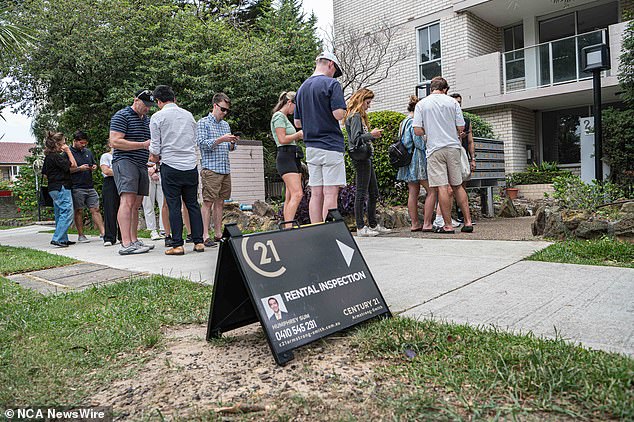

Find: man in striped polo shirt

[109,89,156,255]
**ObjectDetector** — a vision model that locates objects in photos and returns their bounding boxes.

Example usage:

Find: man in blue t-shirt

[294,52,347,223]
[109,89,155,255]
[69,130,104,243]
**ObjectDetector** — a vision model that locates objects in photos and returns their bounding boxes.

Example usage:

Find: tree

[327,20,413,94]
[618,18,634,105]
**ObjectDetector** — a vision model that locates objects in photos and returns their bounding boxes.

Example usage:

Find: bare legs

[282,173,303,226]
[309,185,339,224]
[118,193,143,246]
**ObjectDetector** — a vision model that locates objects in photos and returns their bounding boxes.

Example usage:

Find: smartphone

[233,131,243,138]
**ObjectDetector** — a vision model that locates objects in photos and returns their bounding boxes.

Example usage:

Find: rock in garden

[561,209,591,231]
[620,201,634,214]
[497,197,518,218]
[574,220,608,239]
[252,200,275,218]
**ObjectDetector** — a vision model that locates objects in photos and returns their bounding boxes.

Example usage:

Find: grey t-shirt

[413,94,465,156]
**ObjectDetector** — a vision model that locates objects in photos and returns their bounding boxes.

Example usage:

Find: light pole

[582,43,610,182]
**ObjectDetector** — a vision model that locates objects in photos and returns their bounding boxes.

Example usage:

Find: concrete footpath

[1,225,632,356]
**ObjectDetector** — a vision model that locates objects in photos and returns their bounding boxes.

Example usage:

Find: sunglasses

[216,104,231,113]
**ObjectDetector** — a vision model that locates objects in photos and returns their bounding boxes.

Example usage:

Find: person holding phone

[270,91,304,226]
[344,88,391,237]
[42,131,78,247]
[197,92,238,246]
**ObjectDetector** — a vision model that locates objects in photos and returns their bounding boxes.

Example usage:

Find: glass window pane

[504,28,514,51]
[430,24,441,60]
[539,44,551,86]
[577,2,617,34]
[513,25,524,49]
[418,28,430,63]
[557,114,581,164]
[539,13,575,43]
[577,32,603,75]
[551,38,577,83]
[420,61,441,82]
[506,59,525,80]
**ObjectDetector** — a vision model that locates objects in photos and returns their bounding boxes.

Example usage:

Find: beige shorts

[427,147,463,187]
[306,147,346,187]
[201,169,231,202]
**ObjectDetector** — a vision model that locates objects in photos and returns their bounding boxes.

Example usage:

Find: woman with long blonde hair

[344,88,390,236]
[271,91,304,225]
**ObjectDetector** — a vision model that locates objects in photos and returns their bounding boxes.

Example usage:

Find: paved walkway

[1,225,632,356]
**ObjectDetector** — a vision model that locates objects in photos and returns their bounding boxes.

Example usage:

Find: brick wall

[471,105,536,174]
[0,196,19,219]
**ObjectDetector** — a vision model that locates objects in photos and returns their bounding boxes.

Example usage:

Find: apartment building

[333,0,631,174]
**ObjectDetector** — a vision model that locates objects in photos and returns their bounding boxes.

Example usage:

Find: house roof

[0,142,36,164]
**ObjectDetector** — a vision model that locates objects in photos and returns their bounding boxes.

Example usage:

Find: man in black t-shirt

[70,130,104,242]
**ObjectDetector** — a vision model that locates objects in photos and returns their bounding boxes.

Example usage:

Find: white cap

[316,51,343,78]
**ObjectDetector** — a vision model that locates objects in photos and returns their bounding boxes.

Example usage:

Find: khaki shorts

[427,147,463,187]
[201,169,231,202]
[305,147,346,187]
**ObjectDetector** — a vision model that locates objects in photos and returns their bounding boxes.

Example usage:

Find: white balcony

[455,22,627,110]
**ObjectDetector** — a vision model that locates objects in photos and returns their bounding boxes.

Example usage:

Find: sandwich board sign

[206,211,391,365]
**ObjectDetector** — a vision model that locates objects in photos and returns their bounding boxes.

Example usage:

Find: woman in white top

[270,91,304,225]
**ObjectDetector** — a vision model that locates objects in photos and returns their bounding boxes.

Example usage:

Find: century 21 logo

[241,237,286,278]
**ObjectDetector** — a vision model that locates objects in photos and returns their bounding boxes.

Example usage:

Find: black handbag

[389,118,413,168]
[348,139,371,161]
[38,185,54,207]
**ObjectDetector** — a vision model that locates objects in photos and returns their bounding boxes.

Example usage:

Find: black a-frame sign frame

[207,211,391,366]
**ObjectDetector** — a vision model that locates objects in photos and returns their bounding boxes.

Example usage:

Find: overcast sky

[0,1,334,143]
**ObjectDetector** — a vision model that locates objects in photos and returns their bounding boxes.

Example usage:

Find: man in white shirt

[413,76,473,233]
[149,85,205,255]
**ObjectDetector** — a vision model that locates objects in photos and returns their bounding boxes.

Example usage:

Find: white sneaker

[103,241,113,247]
[357,226,379,237]
[118,243,150,255]
[150,230,164,240]
[77,235,90,243]
[433,216,444,229]
[134,239,155,250]
[371,224,392,234]
[451,219,461,228]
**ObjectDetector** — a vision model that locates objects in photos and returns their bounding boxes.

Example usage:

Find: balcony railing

[503,29,606,93]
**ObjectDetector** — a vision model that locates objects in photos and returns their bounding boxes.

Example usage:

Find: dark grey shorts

[113,159,149,196]
[72,188,100,209]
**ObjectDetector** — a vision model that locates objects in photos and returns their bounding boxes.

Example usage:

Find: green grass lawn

[0,275,212,406]
[352,317,634,420]
[0,245,77,276]
[1,246,632,419]
[528,236,634,268]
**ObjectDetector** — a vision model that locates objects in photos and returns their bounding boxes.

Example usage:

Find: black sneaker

[50,240,68,248]
[63,240,76,246]
[165,236,175,247]
[185,234,193,243]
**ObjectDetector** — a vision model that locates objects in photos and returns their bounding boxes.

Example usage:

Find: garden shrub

[464,111,495,138]
[507,162,572,185]
[551,173,625,210]
[602,107,634,196]
[344,110,408,205]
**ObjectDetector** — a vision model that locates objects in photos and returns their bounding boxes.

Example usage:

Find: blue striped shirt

[197,113,235,174]
[110,106,150,166]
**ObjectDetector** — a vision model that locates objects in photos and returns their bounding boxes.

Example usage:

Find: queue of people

[42,52,475,252]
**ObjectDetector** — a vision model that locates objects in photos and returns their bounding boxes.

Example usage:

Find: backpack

[388,118,413,168]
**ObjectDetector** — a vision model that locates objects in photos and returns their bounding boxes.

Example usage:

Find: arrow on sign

[336,240,355,267]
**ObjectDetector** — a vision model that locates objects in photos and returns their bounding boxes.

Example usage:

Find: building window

[503,24,524,81]
[417,22,441,83]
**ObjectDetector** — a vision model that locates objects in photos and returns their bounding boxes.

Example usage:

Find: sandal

[461,225,474,233]
[411,227,422,232]
[433,227,455,234]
